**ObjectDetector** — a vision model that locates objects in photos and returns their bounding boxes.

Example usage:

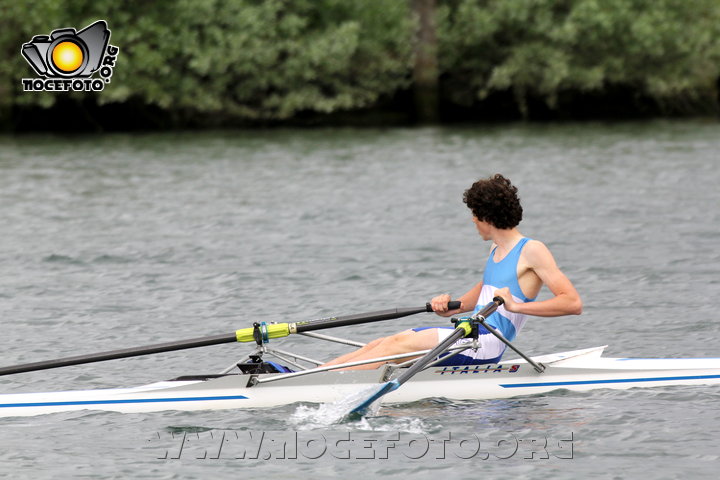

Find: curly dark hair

[463,174,523,229]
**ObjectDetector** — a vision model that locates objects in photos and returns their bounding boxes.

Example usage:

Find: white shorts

[432,327,506,365]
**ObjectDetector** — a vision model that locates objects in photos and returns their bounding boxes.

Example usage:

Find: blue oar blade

[348,379,400,416]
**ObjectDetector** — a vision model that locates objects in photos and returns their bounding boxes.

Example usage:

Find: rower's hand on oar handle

[447,300,462,310]
[492,289,513,311]
[427,294,462,315]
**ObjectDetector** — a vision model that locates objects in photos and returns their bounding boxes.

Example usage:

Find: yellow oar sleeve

[235,323,290,343]
[456,320,473,337]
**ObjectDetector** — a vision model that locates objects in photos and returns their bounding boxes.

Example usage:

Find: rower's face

[472,215,491,240]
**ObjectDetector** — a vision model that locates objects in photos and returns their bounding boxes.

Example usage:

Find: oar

[346,297,504,417]
[0,301,460,376]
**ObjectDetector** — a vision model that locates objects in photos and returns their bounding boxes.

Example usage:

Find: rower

[320,174,582,371]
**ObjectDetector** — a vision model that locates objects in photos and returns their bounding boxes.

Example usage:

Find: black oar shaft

[294,301,459,333]
[347,299,503,416]
[0,333,238,376]
[474,317,545,373]
[294,305,431,333]
[395,298,502,383]
[396,327,467,384]
[0,301,458,376]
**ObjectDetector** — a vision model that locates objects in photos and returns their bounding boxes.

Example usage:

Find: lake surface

[1,121,719,478]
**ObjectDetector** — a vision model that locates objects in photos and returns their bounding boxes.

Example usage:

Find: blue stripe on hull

[501,374,720,389]
[0,395,248,409]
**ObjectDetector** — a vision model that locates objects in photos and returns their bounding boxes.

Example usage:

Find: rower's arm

[431,281,483,316]
[501,241,582,317]
[457,281,484,313]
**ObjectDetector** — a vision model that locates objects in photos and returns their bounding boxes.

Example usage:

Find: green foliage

[438,0,720,116]
[0,0,65,109]
[1,0,413,121]
[1,0,719,126]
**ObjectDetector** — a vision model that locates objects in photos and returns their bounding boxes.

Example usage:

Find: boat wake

[289,385,384,428]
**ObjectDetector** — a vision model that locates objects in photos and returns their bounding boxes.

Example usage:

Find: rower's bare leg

[321,337,385,367]
[320,329,440,371]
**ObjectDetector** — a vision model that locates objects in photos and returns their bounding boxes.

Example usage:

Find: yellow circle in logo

[51,41,83,73]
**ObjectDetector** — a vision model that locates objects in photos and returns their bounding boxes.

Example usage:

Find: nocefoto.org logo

[21,20,119,92]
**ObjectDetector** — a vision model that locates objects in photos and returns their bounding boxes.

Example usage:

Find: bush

[438,0,720,117]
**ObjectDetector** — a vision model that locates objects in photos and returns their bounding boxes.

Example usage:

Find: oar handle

[425,300,462,312]
[474,296,504,318]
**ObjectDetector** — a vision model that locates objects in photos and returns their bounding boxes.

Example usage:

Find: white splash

[289,385,385,429]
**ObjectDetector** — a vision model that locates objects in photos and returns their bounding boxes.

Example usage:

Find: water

[0,121,719,478]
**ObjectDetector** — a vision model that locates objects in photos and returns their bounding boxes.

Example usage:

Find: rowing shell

[2,346,720,417]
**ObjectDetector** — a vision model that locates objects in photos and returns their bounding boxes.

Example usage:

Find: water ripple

[1,122,719,479]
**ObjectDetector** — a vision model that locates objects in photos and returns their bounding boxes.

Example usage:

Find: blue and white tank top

[474,237,536,342]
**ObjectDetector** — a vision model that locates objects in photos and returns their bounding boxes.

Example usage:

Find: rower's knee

[378,330,416,350]
[365,337,385,349]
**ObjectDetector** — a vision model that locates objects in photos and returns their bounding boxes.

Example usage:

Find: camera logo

[21,20,119,92]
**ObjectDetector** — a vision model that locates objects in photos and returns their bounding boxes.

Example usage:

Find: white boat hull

[2,347,720,417]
